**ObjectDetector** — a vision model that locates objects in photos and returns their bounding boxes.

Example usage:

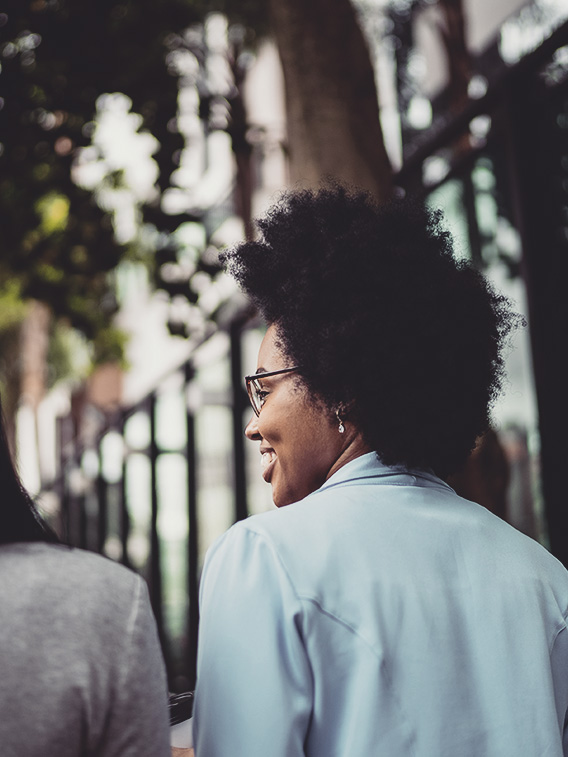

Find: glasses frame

[244,366,300,416]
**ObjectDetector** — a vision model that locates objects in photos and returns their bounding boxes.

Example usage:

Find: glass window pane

[124,410,151,451]
[100,431,123,483]
[156,390,187,451]
[195,404,234,568]
[157,453,189,648]
[125,453,151,572]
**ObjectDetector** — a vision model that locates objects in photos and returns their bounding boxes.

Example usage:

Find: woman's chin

[271,485,297,508]
[270,483,288,508]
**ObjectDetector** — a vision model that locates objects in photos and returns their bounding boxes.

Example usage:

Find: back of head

[0,403,57,545]
[223,185,521,477]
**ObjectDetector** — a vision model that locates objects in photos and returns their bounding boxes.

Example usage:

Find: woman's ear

[335,408,346,434]
[335,399,355,418]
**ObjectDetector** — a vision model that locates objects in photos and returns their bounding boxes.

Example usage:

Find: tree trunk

[228,40,255,241]
[0,326,24,458]
[19,300,51,410]
[437,0,472,154]
[14,300,51,489]
[437,0,471,114]
[268,0,392,202]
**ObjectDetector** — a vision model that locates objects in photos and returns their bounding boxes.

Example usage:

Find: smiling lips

[260,449,277,481]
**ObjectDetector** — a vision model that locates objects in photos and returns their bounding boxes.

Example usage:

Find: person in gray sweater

[0,405,171,757]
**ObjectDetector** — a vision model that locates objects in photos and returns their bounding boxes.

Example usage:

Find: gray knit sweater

[0,542,170,756]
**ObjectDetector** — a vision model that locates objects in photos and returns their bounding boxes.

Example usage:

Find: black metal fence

[51,323,262,691]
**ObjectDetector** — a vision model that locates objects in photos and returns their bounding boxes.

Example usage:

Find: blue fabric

[194,452,568,756]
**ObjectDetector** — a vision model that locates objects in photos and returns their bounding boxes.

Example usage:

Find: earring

[335,409,345,434]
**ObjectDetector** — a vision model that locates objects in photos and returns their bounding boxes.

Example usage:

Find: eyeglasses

[244,366,300,416]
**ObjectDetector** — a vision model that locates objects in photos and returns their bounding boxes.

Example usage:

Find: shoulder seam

[237,522,382,659]
[549,606,568,653]
[298,595,383,660]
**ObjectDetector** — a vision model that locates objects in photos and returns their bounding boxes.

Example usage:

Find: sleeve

[193,524,313,757]
[550,623,568,756]
[99,576,171,757]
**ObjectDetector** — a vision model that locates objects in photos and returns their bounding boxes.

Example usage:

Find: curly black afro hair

[222,185,521,477]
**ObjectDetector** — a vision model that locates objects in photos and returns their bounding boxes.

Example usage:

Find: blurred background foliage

[1,0,394,398]
[0,0,272,427]
[1,0,188,335]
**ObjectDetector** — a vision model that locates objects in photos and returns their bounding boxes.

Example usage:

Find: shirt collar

[320,451,454,493]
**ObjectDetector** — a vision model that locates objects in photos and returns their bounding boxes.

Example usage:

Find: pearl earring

[336,409,345,434]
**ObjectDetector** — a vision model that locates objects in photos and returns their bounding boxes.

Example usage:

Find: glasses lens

[246,378,261,415]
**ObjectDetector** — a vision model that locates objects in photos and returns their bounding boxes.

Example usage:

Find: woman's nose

[244,413,261,440]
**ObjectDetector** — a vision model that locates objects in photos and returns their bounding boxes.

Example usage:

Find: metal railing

[51,322,257,691]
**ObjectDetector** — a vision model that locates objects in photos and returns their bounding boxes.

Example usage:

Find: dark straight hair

[0,402,58,546]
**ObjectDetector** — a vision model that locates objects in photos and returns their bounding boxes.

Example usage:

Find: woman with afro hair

[193,186,568,757]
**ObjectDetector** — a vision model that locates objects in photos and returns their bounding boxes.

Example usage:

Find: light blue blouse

[194,452,568,756]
